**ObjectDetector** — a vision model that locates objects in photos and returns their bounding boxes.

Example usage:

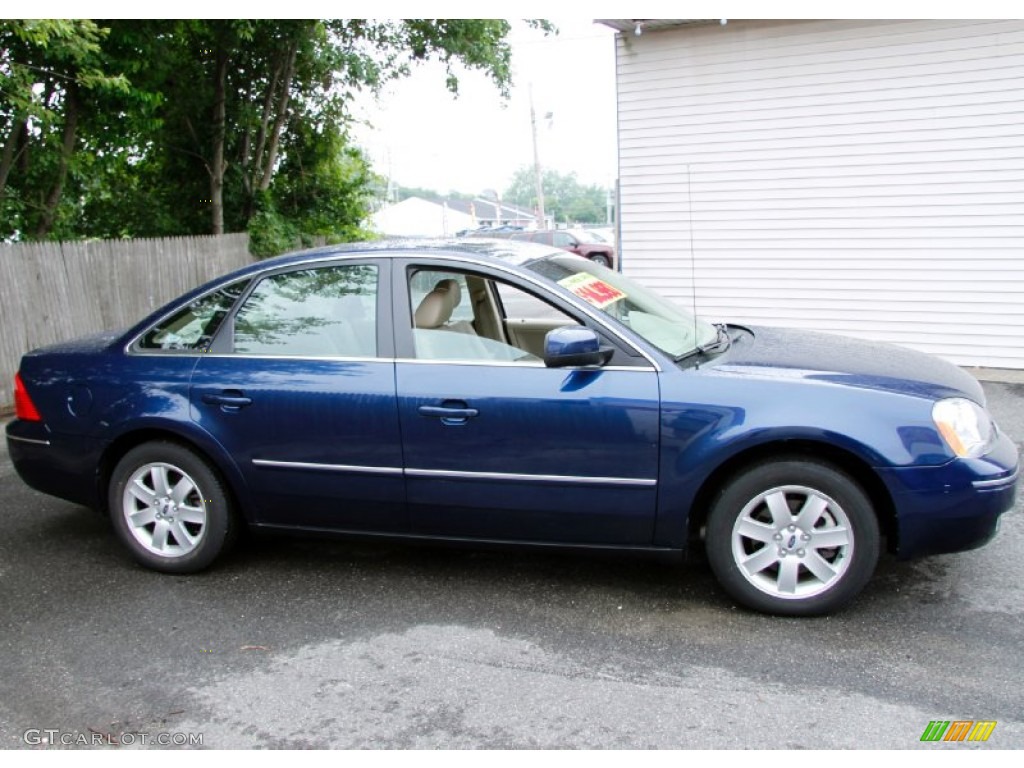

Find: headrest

[434,278,461,308]
[414,289,453,329]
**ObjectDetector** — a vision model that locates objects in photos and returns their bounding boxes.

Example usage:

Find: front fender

[652,370,950,546]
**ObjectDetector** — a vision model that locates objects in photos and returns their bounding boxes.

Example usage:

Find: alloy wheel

[122,462,208,557]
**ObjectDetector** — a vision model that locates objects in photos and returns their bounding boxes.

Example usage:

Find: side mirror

[543,326,614,368]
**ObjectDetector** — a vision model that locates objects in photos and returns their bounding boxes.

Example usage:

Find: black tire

[705,458,880,617]
[588,253,612,268]
[108,441,236,573]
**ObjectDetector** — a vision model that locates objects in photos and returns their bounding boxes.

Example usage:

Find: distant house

[371,197,474,238]
[601,19,1024,369]
[371,196,537,237]
[442,198,537,229]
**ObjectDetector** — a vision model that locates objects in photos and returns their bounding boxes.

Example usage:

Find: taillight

[14,372,42,422]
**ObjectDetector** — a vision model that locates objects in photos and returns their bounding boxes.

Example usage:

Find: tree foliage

[0,19,539,251]
[0,20,132,238]
[504,166,608,225]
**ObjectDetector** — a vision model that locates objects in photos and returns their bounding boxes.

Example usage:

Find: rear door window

[232,264,378,357]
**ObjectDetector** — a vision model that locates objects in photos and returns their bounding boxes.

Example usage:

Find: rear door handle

[418,404,479,425]
[202,391,253,410]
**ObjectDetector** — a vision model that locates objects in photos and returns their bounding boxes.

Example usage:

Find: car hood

[707,325,985,403]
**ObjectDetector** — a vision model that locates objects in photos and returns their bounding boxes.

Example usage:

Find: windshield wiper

[674,323,732,363]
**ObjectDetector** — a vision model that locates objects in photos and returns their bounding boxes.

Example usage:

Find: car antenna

[687,163,699,369]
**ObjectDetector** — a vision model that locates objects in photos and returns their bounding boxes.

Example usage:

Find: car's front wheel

[109,441,236,573]
[705,459,880,616]
[587,253,612,268]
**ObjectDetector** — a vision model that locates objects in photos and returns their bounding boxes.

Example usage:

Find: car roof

[235,237,561,279]
[119,238,568,345]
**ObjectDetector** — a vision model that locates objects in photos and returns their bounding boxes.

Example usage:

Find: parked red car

[468,229,616,269]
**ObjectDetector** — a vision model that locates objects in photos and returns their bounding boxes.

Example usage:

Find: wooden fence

[0,234,253,411]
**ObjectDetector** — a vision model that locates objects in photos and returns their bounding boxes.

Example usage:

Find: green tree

[0,19,131,238]
[1,19,551,248]
[249,124,382,257]
[504,166,607,225]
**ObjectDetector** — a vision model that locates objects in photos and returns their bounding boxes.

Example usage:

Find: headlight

[932,398,995,458]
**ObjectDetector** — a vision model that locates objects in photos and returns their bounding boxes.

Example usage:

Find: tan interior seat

[414,279,479,336]
[414,288,453,329]
[412,279,492,359]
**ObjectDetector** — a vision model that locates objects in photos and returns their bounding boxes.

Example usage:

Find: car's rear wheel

[109,441,236,573]
[705,459,879,616]
[588,253,612,268]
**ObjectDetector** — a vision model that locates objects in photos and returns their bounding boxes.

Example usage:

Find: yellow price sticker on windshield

[558,273,627,309]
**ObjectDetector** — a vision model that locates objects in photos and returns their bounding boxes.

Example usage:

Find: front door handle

[418,403,479,426]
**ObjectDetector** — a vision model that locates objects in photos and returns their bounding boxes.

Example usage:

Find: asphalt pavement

[1,380,1022,749]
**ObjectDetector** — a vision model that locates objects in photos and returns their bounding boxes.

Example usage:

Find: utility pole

[385,147,395,203]
[529,84,547,229]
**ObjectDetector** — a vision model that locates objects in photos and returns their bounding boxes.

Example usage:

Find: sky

[348,19,620,198]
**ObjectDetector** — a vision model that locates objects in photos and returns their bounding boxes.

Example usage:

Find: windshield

[526,255,719,359]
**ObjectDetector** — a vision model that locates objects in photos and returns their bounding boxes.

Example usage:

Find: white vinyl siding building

[612,19,1024,369]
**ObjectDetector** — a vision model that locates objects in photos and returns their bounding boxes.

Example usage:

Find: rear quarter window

[135,279,249,353]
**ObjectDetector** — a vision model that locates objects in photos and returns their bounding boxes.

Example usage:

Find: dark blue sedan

[6,240,1019,615]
